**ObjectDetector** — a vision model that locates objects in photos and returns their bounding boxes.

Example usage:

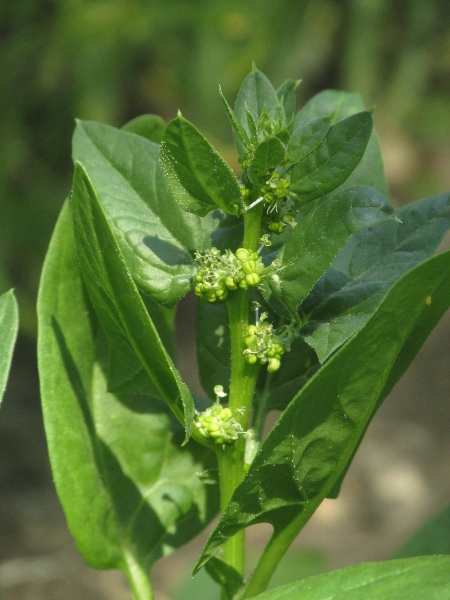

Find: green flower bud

[245,273,260,287]
[244,353,258,365]
[267,357,281,373]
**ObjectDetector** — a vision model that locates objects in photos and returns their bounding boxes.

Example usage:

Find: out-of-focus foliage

[1,0,449,335]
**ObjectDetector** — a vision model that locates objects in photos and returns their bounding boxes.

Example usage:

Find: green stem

[123,552,154,600]
[243,202,264,251]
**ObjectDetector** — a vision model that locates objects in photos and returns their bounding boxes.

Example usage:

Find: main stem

[216,203,263,591]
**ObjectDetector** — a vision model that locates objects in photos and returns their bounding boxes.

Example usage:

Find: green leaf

[37,204,218,580]
[70,162,194,441]
[73,119,222,307]
[204,557,243,600]
[247,137,286,183]
[250,557,450,600]
[288,116,333,164]
[294,90,388,195]
[219,86,250,157]
[235,67,279,134]
[0,289,18,406]
[276,79,300,126]
[196,301,230,400]
[303,191,450,362]
[195,250,450,572]
[289,112,373,204]
[121,114,166,143]
[394,504,450,558]
[270,186,395,319]
[160,113,241,216]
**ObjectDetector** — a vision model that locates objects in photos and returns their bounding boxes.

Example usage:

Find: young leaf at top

[247,136,286,183]
[251,556,450,600]
[73,120,225,307]
[289,111,373,204]
[0,289,18,406]
[276,79,300,126]
[195,250,450,581]
[219,86,251,157]
[121,114,166,143]
[302,191,450,362]
[270,185,395,320]
[70,162,195,442]
[160,113,242,216]
[234,66,280,134]
[37,204,218,585]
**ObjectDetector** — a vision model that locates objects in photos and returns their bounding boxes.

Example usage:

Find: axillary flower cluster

[195,386,249,446]
[193,247,265,303]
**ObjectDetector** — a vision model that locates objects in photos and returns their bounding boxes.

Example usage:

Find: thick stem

[243,202,264,251]
[123,552,154,600]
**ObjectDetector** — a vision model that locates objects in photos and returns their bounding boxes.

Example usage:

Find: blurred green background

[1,1,449,598]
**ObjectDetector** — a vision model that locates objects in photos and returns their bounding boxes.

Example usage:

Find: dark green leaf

[196,301,230,400]
[70,162,194,441]
[276,79,300,126]
[247,137,286,183]
[121,114,166,143]
[160,114,241,216]
[235,67,279,134]
[288,116,333,164]
[73,120,221,306]
[394,504,450,558]
[270,186,395,319]
[251,557,450,600]
[303,192,450,362]
[37,204,218,577]
[204,557,243,600]
[195,250,450,571]
[289,112,373,204]
[294,90,388,195]
[0,290,18,406]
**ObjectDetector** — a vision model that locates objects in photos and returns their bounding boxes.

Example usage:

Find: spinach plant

[37,67,450,599]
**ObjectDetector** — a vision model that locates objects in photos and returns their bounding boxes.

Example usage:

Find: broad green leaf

[303,191,450,362]
[235,67,279,134]
[270,186,395,319]
[394,504,450,558]
[0,289,18,406]
[294,90,388,195]
[37,203,218,577]
[247,137,286,183]
[276,79,300,126]
[160,114,241,216]
[288,116,332,164]
[195,250,450,572]
[251,557,450,600]
[70,163,194,441]
[121,114,166,143]
[204,557,243,600]
[289,112,373,204]
[73,120,228,306]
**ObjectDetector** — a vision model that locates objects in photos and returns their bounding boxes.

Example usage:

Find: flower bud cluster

[193,247,265,303]
[264,211,297,234]
[243,313,286,373]
[259,172,290,205]
[195,402,243,446]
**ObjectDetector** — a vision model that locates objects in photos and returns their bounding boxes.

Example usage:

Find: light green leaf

[289,112,373,204]
[303,191,450,362]
[37,204,218,579]
[70,162,194,441]
[195,250,450,573]
[73,119,226,306]
[251,557,450,600]
[247,137,286,183]
[160,114,241,216]
[270,186,395,319]
[121,114,166,143]
[0,289,18,406]
[276,79,300,126]
[235,67,279,134]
